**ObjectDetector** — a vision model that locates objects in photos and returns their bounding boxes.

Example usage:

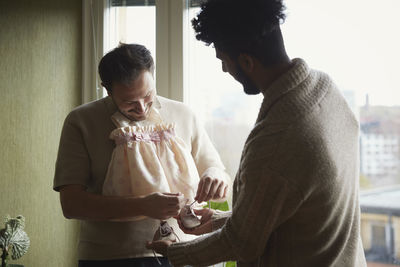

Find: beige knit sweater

[167,59,367,267]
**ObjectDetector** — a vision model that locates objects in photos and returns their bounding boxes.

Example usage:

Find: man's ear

[101,82,111,96]
[238,54,255,74]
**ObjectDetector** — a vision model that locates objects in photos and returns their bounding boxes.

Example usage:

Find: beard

[234,62,260,95]
[111,96,153,122]
[120,102,152,121]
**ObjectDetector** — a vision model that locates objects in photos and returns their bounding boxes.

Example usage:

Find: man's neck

[256,57,293,95]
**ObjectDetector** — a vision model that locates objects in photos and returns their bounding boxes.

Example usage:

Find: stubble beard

[235,63,260,95]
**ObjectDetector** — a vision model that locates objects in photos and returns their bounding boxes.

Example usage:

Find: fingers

[205,179,220,201]
[177,218,204,235]
[145,241,153,249]
[163,192,186,207]
[193,208,209,216]
[175,208,214,235]
[167,208,180,217]
[145,240,172,256]
[195,179,205,202]
[148,193,185,220]
[196,177,213,202]
[197,177,228,202]
[215,182,225,199]
[223,185,228,199]
[186,221,212,235]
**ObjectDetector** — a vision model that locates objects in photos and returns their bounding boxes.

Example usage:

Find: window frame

[82,0,189,104]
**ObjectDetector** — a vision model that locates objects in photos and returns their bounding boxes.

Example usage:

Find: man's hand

[143,192,186,220]
[195,175,228,203]
[177,208,215,235]
[146,240,173,256]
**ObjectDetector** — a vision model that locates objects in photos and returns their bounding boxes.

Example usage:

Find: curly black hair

[192,0,287,65]
[98,43,154,91]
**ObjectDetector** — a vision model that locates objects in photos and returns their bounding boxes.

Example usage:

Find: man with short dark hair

[147,0,367,266]
[53,43,229,267]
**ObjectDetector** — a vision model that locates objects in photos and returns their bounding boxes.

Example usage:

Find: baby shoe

[152,221,179,265]
[152,220,179,242]
[179,203,201,229]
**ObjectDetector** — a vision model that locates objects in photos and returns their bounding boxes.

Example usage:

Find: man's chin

[130,114,147,121]
[243,86,260,95]
[120,111,148,122]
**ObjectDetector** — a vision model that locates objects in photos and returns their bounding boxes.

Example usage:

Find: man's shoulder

[66,97,112,123]
[157,96,195,117]
[70,97,109,114]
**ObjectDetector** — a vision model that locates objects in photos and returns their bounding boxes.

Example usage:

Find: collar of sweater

[255,58,330,124]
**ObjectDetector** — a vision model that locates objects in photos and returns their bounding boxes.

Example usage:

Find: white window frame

[82,0,189,104]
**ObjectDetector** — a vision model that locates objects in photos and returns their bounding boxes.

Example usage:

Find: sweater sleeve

[167,163,303,266]
[189,111,229,183]
[53,112,91,191]
[211,209,231,231]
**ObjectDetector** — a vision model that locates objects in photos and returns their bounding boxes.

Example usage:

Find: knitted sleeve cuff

[167,237,205,267]
[211,209,231,231]
[167,242,190,267]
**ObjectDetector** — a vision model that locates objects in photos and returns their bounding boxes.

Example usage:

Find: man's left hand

[195,175,228,203]
[146,240,173,256]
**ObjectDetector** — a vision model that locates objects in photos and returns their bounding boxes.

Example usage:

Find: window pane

[186,0,400,266]
[109,4,155,56]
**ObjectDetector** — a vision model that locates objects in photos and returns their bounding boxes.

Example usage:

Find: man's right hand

[143,192,187,220]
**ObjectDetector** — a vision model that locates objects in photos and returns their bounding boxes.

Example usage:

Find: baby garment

[102,106,200,219]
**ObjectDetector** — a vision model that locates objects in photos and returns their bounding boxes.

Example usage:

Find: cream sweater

[168,59,367,267]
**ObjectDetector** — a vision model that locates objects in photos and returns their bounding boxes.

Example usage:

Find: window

[371,223,387,250]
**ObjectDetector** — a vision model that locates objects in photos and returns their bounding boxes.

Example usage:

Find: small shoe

[179,204,201,229]
[152,221,179,265]
[152,221,178,242]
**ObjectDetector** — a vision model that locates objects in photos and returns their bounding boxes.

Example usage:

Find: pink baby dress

[102,106,200,220]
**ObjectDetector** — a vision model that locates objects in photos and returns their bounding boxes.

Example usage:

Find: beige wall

[0,0,82,266]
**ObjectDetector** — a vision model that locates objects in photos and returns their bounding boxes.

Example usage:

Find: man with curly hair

[148,0,367,266]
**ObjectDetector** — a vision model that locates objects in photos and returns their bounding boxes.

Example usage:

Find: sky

[282,0,400,106]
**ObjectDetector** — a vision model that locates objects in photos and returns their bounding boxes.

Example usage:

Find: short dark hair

[192,0,287,66]
[98,43,155,91]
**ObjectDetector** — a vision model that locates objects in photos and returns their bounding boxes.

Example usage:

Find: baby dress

[102,105,201,220]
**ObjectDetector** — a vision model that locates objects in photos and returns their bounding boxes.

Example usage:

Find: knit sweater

[167,59,367,267]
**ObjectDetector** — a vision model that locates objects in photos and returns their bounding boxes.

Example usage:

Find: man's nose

[135,100,146,113]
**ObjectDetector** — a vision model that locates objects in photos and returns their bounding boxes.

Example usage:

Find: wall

[0,0,82,266]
